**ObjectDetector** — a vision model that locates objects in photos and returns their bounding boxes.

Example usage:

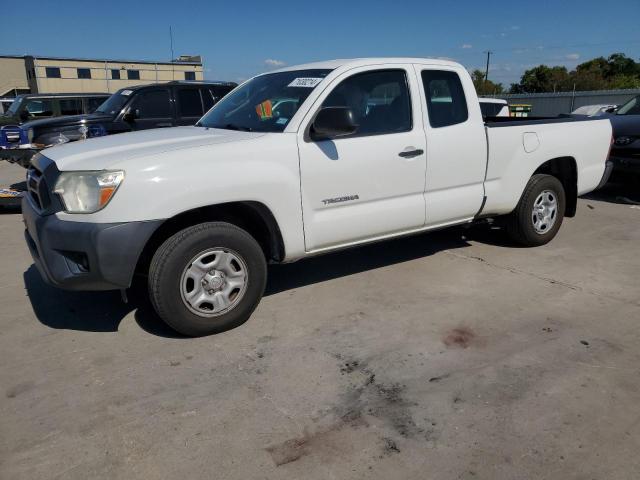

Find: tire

[506,174,566,247]
[148,222,267,336]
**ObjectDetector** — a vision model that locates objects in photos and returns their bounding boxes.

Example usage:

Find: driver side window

[321,69,412,136]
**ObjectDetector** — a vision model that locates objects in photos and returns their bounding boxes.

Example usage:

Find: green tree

[471,69,504,95]
[510,65,570,93]
[510,53,640,93]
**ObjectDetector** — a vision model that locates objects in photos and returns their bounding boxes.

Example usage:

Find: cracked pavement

[1,160,640,479]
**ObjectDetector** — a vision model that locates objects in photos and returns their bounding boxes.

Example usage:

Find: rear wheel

[506,174,566,246]
[148,222,267,336]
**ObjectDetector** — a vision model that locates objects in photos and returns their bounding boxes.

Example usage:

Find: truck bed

[481,116,612,217]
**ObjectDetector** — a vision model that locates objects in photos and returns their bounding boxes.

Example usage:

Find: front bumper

[22,196,162,291]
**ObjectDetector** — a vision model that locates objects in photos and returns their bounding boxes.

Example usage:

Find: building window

[111,69,121,80]
[77,68,91,79]
[185,71,196,81]
[127,69,140,80]
[45,67,61,78]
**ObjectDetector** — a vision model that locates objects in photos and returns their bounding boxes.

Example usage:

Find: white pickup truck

[22,58,613,336]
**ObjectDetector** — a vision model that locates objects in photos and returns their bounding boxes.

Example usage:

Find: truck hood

[43,126,265,171]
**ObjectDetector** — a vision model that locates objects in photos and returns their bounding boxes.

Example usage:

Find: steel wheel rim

[180,248,248,317]
[531,189,558,234]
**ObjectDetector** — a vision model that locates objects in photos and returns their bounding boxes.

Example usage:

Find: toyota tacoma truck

[22,58,613,336]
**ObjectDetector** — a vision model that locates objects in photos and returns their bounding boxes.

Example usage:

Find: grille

[26,166,51,211]
[0,126,23,146]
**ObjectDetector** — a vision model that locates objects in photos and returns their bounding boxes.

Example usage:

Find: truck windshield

[197,69,332,132]
[95,91,132,115]
[616,95,640,115]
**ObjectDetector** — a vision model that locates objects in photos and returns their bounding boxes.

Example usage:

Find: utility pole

[483,50,493,93]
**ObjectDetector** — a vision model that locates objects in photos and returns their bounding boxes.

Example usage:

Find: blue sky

[1,0,639,86]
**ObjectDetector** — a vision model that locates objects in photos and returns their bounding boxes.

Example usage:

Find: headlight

[53,170,125,213]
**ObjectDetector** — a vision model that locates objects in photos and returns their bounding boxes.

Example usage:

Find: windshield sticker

[276,117,288,125]
[121,90,133,96]
[255,100,273,120]
[288,77,323,88]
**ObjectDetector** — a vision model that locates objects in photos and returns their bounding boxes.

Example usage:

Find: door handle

[398,148,424,158]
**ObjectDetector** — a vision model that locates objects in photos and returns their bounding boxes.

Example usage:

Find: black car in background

[0,93,110,127]
[608,95,640,180]
[3,81,236,166]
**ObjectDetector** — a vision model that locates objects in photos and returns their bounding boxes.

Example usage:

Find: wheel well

[135,202,285,275]
[533,157,578,217]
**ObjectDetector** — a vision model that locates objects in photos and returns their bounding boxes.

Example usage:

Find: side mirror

[19,110,30,121]
[122,109,138,123]
[310,107,358,141]
[605,107,617,113]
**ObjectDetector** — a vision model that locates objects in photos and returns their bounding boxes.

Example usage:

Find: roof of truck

[272,57,461,73]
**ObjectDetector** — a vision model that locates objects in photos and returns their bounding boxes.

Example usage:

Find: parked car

[22,57,612,336]
[571,104,617,117]
[1,81,236,166]
[608,95,640,179]
[479,98,509,118]
[0,93,109,127]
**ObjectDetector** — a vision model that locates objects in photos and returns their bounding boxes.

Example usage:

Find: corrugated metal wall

[483,89,640,116]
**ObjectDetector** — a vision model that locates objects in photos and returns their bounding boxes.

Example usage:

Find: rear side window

[133,90,172,118]
[177,88,203,117]
[60,98,83,115]
[421,70,468,128]
[321,69,412,136]
[85,97,106,113]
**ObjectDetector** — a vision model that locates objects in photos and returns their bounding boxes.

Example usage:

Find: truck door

[417,67,487,226]
[127,88,175,130]
[297,66,427,252]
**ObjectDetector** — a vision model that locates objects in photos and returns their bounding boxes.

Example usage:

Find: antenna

[169,26,175,80]
[483,50,493,90]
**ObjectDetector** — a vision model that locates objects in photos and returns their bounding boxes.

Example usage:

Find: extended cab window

[322,70,411,136]
[132,90,172,118]
[421,70,468,128]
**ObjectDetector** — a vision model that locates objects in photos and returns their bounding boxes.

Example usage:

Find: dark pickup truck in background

[1,80,236,167]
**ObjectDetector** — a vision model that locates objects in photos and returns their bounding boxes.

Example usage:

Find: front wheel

[148,222,267,336]
[506,174,566,247]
